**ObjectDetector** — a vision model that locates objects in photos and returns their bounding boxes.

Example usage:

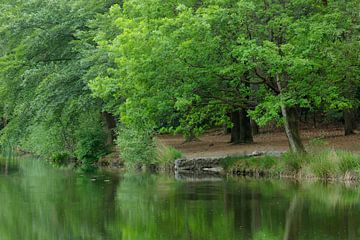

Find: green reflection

[0,159,360,240]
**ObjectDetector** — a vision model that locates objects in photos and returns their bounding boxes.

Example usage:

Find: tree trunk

[276,73,305,153]
[344,109,356,136]
[224,112,232,134]
[281,106,305,153]
[239,109,253,143]
[230,109,253,144]
[230,110,241,144]
[251,119,259,135]
[101,111,117,145]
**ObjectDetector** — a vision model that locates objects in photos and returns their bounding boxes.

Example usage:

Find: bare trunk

[250,119,259,135]
[344,109,356,136]
[276,73,305,153]
[239,109,253,143]
[230,109,253,144]
[224,114,232,134]
[281,106,305,153]
[101,111,117,145]
[230,110,241,143]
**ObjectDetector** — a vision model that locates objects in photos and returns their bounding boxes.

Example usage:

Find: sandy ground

[158,128,360,158]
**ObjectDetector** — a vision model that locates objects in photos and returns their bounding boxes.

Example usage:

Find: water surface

[0,158,359,239]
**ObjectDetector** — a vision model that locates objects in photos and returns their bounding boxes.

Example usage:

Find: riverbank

[98,128,360,182]
[223,150,360,181]
[159,128,360,158]
[165,128,360,182]
[173,149,360,182]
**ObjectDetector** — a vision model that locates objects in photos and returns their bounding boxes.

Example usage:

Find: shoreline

[173,149,360,183]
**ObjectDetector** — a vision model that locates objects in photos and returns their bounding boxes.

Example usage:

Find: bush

[74,113,109,168]
[116,126,156,168]
[20,123,65,159]
[51,152,71,166]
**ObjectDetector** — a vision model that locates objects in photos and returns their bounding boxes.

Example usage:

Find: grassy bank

[221,149,360,181]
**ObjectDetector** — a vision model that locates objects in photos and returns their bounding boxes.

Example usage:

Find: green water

[0,158,360,240]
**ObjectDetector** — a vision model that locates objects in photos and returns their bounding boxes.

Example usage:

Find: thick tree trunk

[250,119,259,135]
[230,110,241,143]
[224,112,232,134]
[281,106,305,153]
[101,111,117,145]
[239,109,253,143]
[344,109,356,136]
[230,109,253,144]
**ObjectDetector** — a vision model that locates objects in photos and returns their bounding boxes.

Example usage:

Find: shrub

[20,123,64,158]
[116,126,156,168]
[74,112,109,168]
[75,131,108,165]
[51,152,71,166]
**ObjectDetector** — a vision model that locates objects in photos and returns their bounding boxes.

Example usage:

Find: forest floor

[158,128,360,158]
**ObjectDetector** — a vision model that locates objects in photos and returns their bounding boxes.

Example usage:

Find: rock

[174,151,285,175]
[175,157,222,173]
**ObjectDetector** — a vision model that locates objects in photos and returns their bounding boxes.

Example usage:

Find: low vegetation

[224,149,360,180]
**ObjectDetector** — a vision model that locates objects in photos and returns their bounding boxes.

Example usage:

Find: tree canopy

[0,0,359,165]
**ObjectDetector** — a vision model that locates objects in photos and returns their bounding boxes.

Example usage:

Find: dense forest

[0,0,359,168]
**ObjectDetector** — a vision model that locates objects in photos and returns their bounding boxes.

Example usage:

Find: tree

[0,0,117,163]
[233,0,356,152]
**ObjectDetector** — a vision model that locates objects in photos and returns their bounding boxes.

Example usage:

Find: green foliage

[74,112,109,167]
[20,123,64,159]
[0,0,359,165]
[116,126,157,168]
[51,152,71,166]
[0,0,115,167]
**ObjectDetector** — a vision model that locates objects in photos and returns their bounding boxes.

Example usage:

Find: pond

[0,158,359,240]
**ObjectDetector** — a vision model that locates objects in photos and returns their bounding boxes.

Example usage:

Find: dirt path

[158,128,360,158]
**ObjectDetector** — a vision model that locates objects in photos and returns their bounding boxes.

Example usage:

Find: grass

[156,142,183,164]
[223,148,360,180]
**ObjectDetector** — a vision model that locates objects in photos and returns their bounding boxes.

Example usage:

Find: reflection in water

[0,158,360,239]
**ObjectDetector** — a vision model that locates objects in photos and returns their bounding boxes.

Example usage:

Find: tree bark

[239,109,254,143]
[344,108,356,136]
[281,106,305,153]
[230,110,241,143]
[276,73,305,153]
[251,119,259,135]
[230,109,253,144]
[101,111,117,145]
